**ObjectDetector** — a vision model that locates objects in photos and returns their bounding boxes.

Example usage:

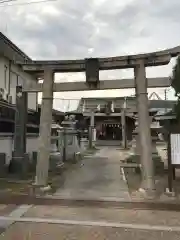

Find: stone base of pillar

[138,187,157,200]
[165,187,176,197]
[30,183,52,196]
[88,127,97,149]
[80,138,88,152]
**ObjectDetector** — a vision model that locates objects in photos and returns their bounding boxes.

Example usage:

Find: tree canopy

[171,56,180,119]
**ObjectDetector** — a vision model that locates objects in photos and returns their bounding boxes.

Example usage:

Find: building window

[4,65,7,89]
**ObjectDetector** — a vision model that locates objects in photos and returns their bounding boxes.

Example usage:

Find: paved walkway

[2,205,180,239]
[54,147,130,201]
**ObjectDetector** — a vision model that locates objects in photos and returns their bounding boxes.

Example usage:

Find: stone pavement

[2,205,180,239]
[54,147,130,201]
[3,145,180,238]
[1,222,180,240]
[23,205,180,226]
[0,204,32,236]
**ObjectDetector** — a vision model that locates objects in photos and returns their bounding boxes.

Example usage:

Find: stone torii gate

[18,46,180,193]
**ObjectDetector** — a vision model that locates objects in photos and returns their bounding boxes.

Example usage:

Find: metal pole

[121,98,127,149]
[134,60,155,191]
[63,128,66,162]
[165,89,167,101]
[89,111,94,148]
[167,132,173,192]
[35,68,54,186]
[165,89,168,113]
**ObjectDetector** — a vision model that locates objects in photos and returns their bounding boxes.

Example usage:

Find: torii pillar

[134,60,155,192]
[35,68,54,187]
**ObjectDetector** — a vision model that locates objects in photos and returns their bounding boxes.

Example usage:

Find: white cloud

[0,0,178,110]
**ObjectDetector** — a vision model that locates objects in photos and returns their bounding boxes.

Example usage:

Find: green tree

[171,56,180,119]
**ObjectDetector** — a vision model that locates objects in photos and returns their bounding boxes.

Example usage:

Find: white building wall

[0,56,38,111]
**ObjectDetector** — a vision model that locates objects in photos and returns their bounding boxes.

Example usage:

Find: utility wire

[0,0,52,3]
[0,0,16,4]
[0,0,57,7]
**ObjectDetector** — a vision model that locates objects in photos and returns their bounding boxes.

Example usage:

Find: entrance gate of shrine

[15,46,180,193]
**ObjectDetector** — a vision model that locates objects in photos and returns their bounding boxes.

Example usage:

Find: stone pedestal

[81,138,88,151]
[13,86,28,175]
[51,138,58,152]
[121,108,127,149]
[80,138,86,153]
[89,112,95,149]
[92,128,96,147]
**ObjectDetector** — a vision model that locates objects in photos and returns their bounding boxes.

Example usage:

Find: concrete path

[2,221,180,240]
[54,147,130,201]
[2,205,180,239]
[2,203,180,239]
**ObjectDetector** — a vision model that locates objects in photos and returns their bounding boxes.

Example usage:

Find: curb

[0,194,180,211]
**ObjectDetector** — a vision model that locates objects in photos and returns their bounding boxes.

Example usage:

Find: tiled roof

[0,32,31,62]
[155,109,173,116]
[76,97,176,113]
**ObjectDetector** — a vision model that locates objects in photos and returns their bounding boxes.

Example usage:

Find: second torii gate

[17,45,180,194]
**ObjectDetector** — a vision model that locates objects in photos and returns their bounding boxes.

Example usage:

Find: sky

[0,0,179,111]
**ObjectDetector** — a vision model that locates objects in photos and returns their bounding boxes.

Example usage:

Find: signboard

[85,58,99,84]
[170,134,180,165]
